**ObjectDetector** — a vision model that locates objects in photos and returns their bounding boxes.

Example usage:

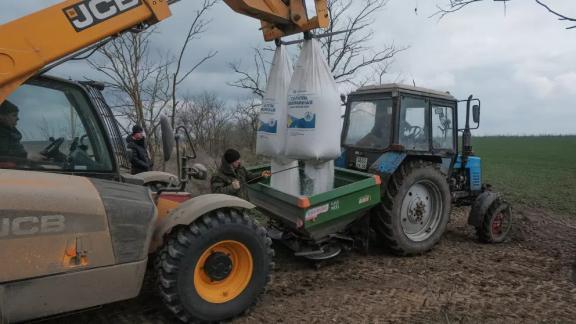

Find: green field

[473,136,576,216]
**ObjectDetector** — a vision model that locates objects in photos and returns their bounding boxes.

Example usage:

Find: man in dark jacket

[0,100,28,159]
[211,149,270,199]
[126,125,152,174]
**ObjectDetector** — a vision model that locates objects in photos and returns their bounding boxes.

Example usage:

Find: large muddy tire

[477,199,512,243]
[373,160,451,256]
[157,209,273,323]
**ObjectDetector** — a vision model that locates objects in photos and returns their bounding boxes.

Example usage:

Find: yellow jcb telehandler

[0,0,328,322]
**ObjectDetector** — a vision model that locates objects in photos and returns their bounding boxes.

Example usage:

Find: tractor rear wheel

[157,209,273,323]
[373,160,451,256]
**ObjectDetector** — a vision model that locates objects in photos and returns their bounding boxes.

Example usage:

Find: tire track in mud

[36,207,576,323]
[239,207,576,323]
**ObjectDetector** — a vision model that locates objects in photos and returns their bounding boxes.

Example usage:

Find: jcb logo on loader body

[0,215,65,238]
[64,0,142,32]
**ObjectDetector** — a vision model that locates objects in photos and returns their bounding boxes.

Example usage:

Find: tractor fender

[131,171,180,186]
[152,194,255,250]
[468,191,501,227]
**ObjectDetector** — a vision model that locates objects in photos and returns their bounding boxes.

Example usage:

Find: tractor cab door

[430,101,457,154]
[397,95,430,152]
[397,94,457,155]
[341,96,394,171]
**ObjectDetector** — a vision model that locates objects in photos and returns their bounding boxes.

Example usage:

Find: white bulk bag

[270,158,300,196]
[302,160,334,196]
[285,39,342,160]
[256,46,293,156]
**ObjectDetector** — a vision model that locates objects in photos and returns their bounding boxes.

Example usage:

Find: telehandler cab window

[0,81,113,172]
[432,105,454,150]
[399,96,429,151]
[344,99,393,149]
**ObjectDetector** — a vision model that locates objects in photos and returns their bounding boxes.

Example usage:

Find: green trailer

[247,166,381,259]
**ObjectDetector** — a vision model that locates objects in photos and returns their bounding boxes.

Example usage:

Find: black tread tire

[477,199,511,243]
[372,160,451,256]
[157,209,274,323]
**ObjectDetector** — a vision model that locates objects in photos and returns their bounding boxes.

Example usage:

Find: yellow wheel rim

[194,240,253,304]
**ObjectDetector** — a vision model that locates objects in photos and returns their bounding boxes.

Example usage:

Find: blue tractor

[338,84,512,255]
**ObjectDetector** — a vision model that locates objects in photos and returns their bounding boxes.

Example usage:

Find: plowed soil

[36,206,576,323]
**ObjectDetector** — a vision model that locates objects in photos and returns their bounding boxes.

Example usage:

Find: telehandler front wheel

[157,209,273,323]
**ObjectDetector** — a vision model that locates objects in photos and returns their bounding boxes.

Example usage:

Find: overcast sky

[2,0,575,135]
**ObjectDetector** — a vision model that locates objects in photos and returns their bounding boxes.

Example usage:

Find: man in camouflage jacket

[211,149,270,200]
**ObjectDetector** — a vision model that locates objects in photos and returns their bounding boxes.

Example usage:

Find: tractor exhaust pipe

[461,95,474,168]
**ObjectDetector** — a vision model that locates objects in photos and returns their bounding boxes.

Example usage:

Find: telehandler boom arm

[0,0,328,104]
[224,0,329,41]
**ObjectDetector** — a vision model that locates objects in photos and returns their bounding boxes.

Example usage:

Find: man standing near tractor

[211,148,271,199]
[126,125,153,175]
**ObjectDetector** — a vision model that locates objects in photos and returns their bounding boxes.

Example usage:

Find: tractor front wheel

[373,160,451,256]
[157,209,273,323]
[477,199,512,243]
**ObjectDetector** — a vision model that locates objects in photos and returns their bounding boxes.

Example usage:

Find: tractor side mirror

[340,94,347,106]
[472,104,480,124]
[160,115,175,162]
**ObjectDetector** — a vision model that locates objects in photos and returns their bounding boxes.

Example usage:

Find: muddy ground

[36,206,576,323]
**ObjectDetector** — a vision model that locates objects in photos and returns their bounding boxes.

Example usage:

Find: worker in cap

[126,124,152,174]
[211,148,271,199]
[0,100,28,159]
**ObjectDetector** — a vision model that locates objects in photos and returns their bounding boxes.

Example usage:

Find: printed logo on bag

[258,118,278,134]
[64,0,142,32]
[287,113,316,129]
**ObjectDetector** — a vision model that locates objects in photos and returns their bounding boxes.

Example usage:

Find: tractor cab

[340,83,461,175]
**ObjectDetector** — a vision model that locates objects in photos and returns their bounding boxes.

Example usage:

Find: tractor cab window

[432,104,454,150]
[399,96,429,151]
[344,99,393,149]
[0,81,113,172]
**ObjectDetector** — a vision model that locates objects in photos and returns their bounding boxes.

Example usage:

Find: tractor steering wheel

[40,137,67,162]
[402,123,424,141]
[407,125,423,138]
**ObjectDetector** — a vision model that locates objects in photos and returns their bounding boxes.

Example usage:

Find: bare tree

[88,1,218,163]
[88,30,171,160]
[228,48,270,100]
[371,60,395,85]
[177,92,235,165]
[232,97,261,150]
[434,0,576,29]
[227,48,272,149]
[321,0,405,86]
[169,0,218,128]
